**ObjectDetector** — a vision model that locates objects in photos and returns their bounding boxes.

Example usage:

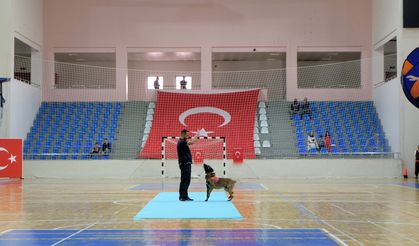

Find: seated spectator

[307,132,319,152]
[318,135,325,151]
[300,97,312,120]
[90,142,102,159]
[102,138,112,155]
[289,98,300,119]
[324,131,332,152]
[180,76,187,90]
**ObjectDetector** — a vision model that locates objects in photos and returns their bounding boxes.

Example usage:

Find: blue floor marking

[0,229,340,245]
[134,192,242,220]
[393,182,419,189]
[129,182,265,190]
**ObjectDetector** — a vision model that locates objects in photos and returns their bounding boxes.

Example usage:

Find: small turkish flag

[233,148,243,164]
[0,139,23,178]
[193,149,204,164]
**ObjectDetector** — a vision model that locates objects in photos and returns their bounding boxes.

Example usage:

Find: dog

[203,163,236,201]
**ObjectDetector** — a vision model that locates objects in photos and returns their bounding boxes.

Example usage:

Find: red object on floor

[141,89,260,159]
[233,148,244,164]
[0,139,23,179]
[403,167,408,178]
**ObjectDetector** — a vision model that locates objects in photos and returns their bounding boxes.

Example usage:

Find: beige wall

[43,0,372,101]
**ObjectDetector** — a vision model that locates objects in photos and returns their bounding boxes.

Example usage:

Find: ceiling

[297,52,361,62]
[213,52,286,61]
[55,53,116,63]
[128,52,201,62]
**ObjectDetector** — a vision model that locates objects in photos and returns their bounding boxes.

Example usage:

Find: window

[297,52,361,88]
[176,76,192,90]
[14,38,34,84]
[147,76,164,89]
[384,38,397,81]
[54,52,116,89]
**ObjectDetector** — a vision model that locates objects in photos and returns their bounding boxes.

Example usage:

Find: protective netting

[17,54,397,160]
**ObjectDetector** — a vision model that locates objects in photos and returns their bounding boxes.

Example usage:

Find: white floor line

[112,200,141,206]
[321,220,364,246]
[331,203,357,216]
[53,223,92,230]
[260,183,269,190]
[368,220,419,245]
[322,228,348,246]
[301,205,364,246]
[0,229,13,236]
[127,184,140,190]
[51,222,96,246]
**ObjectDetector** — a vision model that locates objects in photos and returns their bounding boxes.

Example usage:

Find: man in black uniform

[177,129,198,201]
[415,145,419,179]
[180,76,188,90]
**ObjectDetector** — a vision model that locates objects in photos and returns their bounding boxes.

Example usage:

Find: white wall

[23,159,402,179]
[0,0,43,138]
[12,0,43,46]
[372,0,419,175]
[399,28,419,175]
[0,0,12,137]
[9,80,42,139]
[372,78,400,152]
[372,0,399,46]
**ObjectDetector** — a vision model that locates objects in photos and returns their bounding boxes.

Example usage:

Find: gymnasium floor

[0,177,418,245]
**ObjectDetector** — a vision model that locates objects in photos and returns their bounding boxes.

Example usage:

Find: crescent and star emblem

[179,107,231,127]
[0,147,17,171]
[178,107,231,137]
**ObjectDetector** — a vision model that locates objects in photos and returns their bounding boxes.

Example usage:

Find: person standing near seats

[177,129,198,201]
[154,76,160,90]
[318,135,325,152]
[415,145,419,179]
[180,76,188,90]
[289,98,300,119]
[300,97,312,120]
[324,131,332,152]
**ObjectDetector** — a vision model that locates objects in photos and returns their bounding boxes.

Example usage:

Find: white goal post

[161,136,227,178]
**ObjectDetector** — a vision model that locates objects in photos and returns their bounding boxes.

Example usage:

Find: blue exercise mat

[134,192,242,220]
[130,182,265,191]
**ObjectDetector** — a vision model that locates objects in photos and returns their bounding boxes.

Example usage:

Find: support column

[286,45,297,101]
[200,46,212,91]
[116,46,128,101]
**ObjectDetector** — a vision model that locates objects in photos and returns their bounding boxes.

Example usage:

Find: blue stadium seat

[24,102,121,160]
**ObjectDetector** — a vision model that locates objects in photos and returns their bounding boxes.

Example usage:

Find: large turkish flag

[0,139,23,178]
[140,89,260,160]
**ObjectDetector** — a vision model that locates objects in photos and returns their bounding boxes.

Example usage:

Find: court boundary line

[3,218,419,226]
[322,228,348,246]
[260,183,269,190]
[278,192,364,246]
[0,229,13,236]
[51,222,96,246]
[331,203,357,216]
[368,220,419,245]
